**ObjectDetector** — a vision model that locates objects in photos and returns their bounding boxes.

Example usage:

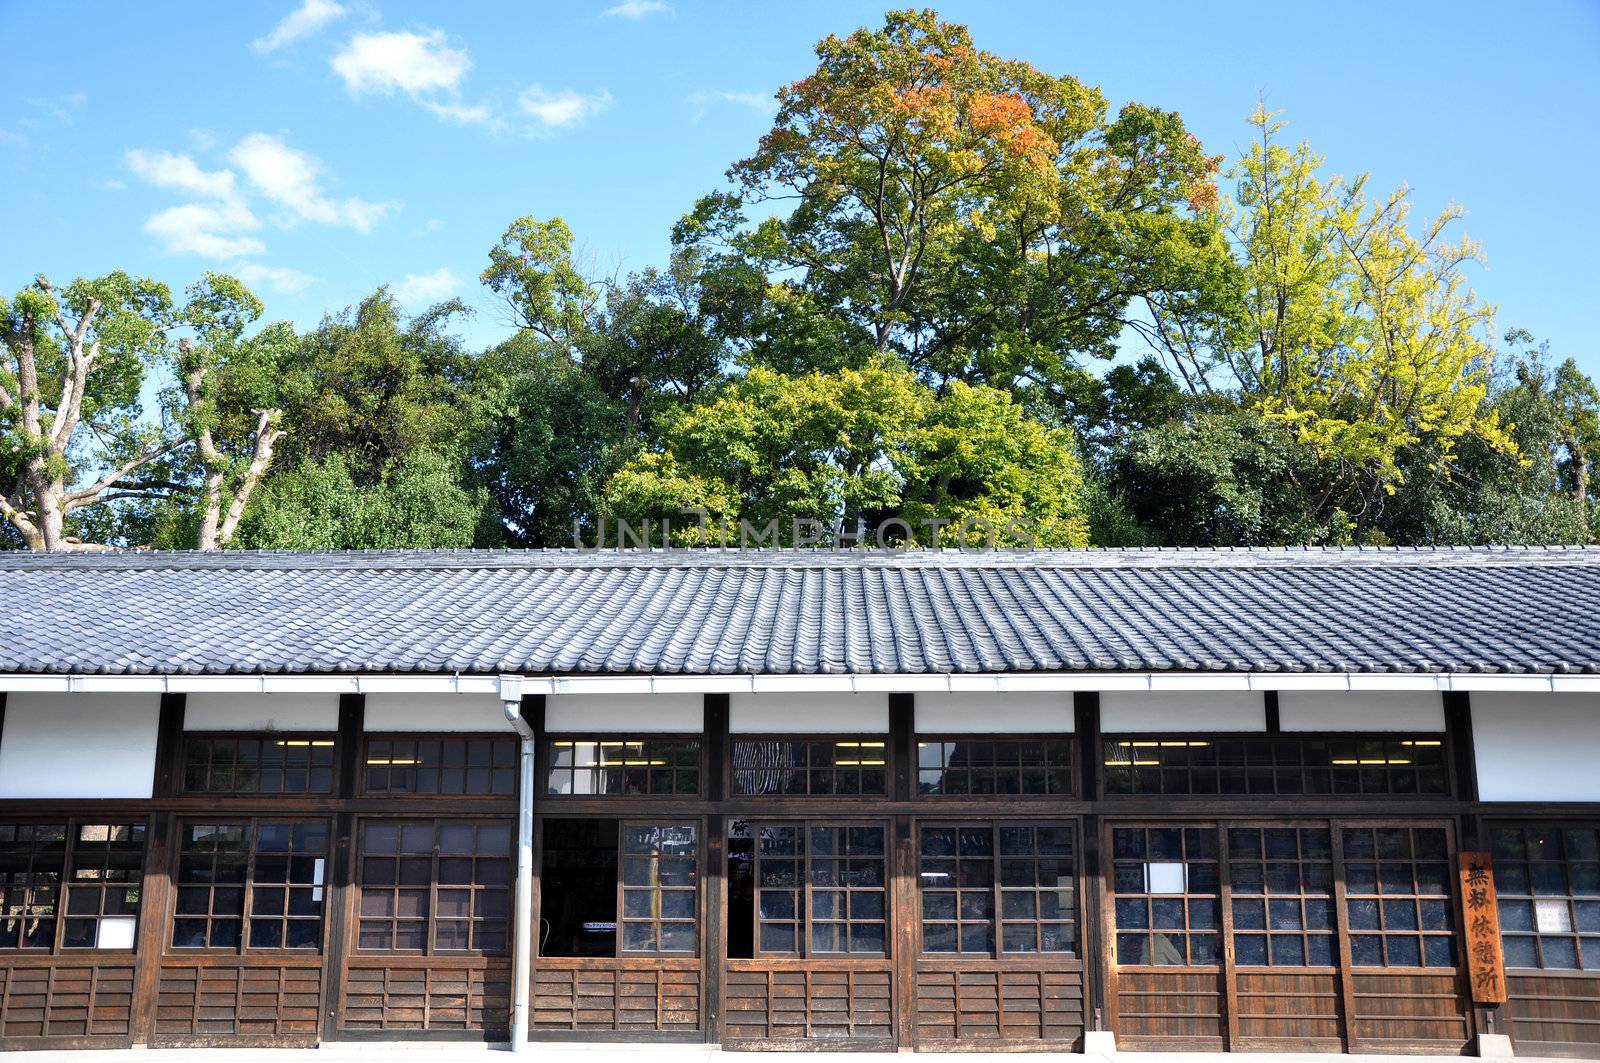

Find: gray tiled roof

[1,547,1597,676]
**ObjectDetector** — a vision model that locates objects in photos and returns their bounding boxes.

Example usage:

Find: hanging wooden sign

[1458,851,1508,1005]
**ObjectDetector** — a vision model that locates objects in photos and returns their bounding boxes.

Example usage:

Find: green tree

[603,360,1087,546]
[0,270,273,549]
[677,8,1226,406]
[1143,106,1513,535]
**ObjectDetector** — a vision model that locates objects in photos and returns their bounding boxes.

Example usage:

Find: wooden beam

[319,693,365,1041]
[889,692,914,803]
[1264,690,1281,734]
[151,692,186,800]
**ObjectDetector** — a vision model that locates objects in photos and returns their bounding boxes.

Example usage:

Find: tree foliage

[603,360,1087,546]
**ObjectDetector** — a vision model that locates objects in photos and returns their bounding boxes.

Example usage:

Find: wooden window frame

[351,816,515,958]
[916,819,1080,959]
[179,731,338,797]
[1490,820,1600,972]
[914,734,1075,798]
[1338,823,1458,971]
[1101,731,1452,798]
[730,734,890,798]
[358,732,519,798]
[1225,824,1338,968]
[167,816,333,957]
[618,819,700,956]
[0,818,148,957]
[744,818,891,959]
[1108,823,1222,968]
[541,733,703,798]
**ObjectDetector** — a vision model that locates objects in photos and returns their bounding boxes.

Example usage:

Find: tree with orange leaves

[676,8,1227,411]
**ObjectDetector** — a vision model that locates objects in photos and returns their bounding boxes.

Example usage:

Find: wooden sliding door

[1105,818,1472,1054]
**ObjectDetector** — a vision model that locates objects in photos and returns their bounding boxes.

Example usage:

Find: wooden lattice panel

[1348,970,1471,1052]
[1505,972,1600,1058]
[340,961,509,1034]
[1234,970,1342,1047]
[724,963,892,1043]
[530,963,699,1032]
[154,962,321,1040]
[916,966,1083,1044]
[0,962,135,1043]
[1113,968,1225,1047]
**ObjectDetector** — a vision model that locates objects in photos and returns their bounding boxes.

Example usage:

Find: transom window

[919,822,1077,956]
[172,820,329,952]
[1111,826,1220,966]
[356,819,513,954]
[1103,734,1448,796]
[181,733,336,795]
[732,737,887,796]
[1341,825,1456,968]
[729,821,887,958]
[545,737,700,796]
[916,737,1072,796]
[0,821,147,952]
[1492,823,1600,970]
[364,736,517,796]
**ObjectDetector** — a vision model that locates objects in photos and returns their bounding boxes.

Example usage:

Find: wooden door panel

[915,963,1083,1046]
[153,959,321,1044]
[531,957,700,1033]
[1232,969,1341,1049]
[1345,969,1471,1053]
[1505,972,1600,1058]
[1113,968,1225,1048]
[724,960,892,1045]
[0,959,136,1048]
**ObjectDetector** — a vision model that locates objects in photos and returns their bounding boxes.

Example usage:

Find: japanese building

[1,546,1598,1055]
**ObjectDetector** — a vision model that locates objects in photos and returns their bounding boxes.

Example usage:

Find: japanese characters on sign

[1458,851,1507,1005]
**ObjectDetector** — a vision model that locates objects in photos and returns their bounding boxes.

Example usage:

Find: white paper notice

[1146,862,1187,895]
[1535,898,1573,934]
[97,916,137,949]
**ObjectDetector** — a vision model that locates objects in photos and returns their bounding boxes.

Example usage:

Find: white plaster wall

[1473,693,1600,802]
[915,692,1074,733]
[730,693,889,733]
[0,694,160,799]
[545,694,704,733]
[1278,692,1446,732]
[362,694,513,732]
[1100,692,1265,733]
[184,693,339,731]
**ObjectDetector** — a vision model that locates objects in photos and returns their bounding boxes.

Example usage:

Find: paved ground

[0,1047,1568,1062]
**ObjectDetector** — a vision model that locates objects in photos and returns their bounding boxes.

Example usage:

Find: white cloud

[392,267,461,305]
[143,201,265,258]
[230,132,394,231]
[235,262,316,295]
[252,0,347,54]
[424,100,493,125]
[604,0,672,19]
[332,29,470,96]
[519,85,612,129]
[124,149,239,201]
[687,89,776,122]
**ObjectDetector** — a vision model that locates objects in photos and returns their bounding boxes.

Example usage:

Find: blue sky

[3,1,1598,374]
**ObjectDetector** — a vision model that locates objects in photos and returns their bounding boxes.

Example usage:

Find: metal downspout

[500,676,533,1052]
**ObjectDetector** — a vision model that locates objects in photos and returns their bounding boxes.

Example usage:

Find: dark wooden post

[1264,690,1281,734]
[1074,691,1107,1040]
[319,693,364,1040]
[1444,690,1494,1041]
[131,692,185,1045]
[702,693,729,1045]
[888,692,916,1048]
